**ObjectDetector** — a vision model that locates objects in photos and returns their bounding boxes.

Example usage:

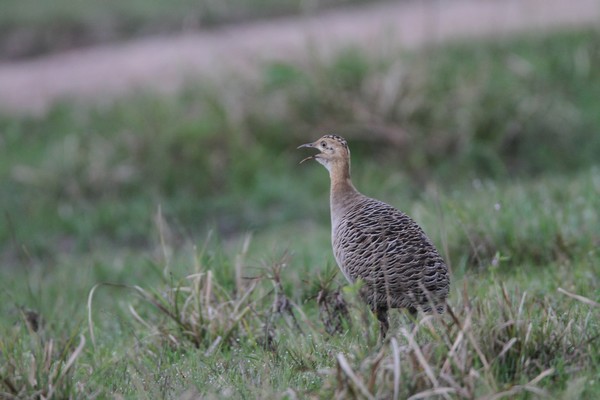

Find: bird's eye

[321,141,327,147]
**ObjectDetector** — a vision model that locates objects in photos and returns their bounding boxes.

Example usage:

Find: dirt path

[0,0,598,114]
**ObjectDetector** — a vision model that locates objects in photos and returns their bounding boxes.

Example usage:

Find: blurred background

[1,0,599,264]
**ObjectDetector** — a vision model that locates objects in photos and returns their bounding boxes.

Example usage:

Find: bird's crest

[322,134,348,149]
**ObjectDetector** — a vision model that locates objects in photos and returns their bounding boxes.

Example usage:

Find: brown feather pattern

[333,195,449,314]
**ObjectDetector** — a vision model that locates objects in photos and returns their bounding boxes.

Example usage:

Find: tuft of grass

[0,310,86,399]
[327,281,599,399]
[77,228,599,398]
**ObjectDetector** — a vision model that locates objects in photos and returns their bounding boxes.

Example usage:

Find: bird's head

[297,134,350,172]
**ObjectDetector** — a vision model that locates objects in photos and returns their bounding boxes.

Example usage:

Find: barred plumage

[299,134,450,338]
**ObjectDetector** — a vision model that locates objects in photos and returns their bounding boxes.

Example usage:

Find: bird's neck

[329,159,360,223]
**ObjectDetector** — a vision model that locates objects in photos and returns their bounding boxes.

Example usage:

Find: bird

[298,134,449,339]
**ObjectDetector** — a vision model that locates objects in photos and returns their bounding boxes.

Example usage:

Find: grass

[1,29,600,397]
[1,172,599,397]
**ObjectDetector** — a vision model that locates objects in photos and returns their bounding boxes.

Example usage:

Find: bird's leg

[375,307,389,341]
[407,307,418,334]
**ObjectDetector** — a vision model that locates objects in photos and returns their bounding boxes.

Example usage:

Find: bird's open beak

[297,142,318,164]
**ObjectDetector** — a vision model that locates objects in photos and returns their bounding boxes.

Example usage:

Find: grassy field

[1,29,600,398]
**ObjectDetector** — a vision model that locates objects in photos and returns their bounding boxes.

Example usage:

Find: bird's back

[332,195,449,312]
